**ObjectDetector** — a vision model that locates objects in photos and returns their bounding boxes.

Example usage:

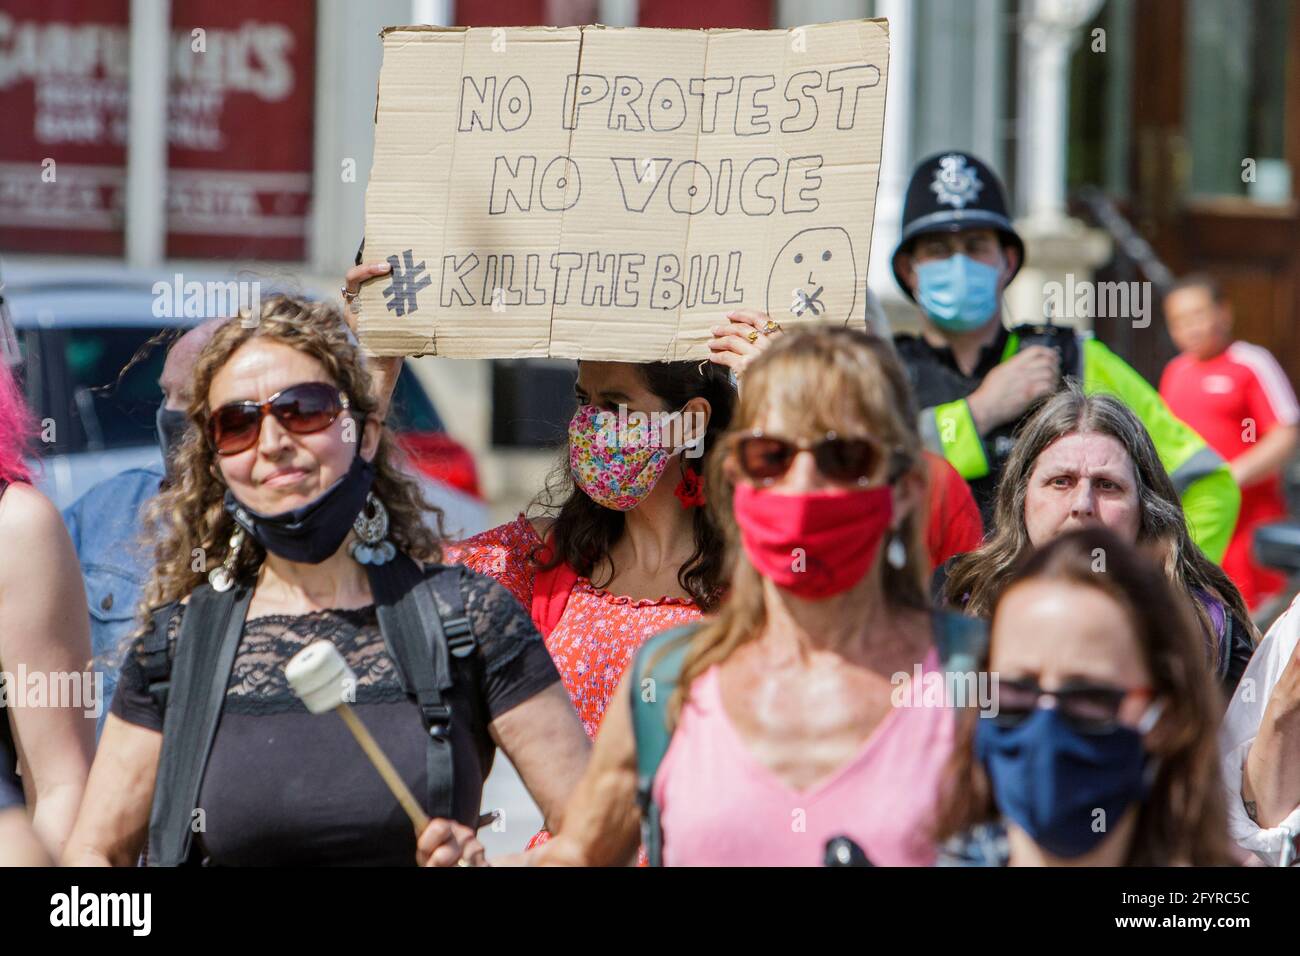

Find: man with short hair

[63,319,225,738]
[1160,275,1299,608]
[890,150,1239,562]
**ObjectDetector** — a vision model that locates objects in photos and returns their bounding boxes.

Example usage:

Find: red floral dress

[443,515,701,854]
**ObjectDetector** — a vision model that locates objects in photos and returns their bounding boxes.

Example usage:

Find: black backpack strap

[139,604,182,713]
[147,582,252,867]
[427,567,475,662]
[425,566,486,728]
[367,556,467,823]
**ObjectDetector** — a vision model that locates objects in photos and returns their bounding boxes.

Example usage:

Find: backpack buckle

[147,679,171,711]
[423,702,453,739]
[445,617,475,659]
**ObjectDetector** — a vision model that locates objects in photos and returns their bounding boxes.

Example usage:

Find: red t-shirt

[1161,342,1298,606]
[1160,341,1299,517]
[924,451,984,568]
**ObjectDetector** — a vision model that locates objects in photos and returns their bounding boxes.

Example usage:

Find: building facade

[3,0,1296,517]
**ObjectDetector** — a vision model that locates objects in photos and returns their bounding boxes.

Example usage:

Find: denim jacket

[62,464,164,739]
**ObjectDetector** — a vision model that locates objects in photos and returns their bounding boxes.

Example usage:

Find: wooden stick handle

[336,703,430,834]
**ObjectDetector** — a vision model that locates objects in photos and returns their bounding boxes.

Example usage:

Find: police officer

[890,151,1239,562]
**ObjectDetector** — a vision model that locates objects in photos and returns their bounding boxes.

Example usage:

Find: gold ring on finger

[763,320,781,335]
[341,286,358,303]
[746,329,760,344]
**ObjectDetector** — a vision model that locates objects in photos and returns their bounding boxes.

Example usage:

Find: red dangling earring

[674,463,706,508]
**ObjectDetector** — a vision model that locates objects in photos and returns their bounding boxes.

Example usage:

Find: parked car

[3,265,487,538]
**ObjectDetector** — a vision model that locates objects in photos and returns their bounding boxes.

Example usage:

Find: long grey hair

[942,382,1254,659]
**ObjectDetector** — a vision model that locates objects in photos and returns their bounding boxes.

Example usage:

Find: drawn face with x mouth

[766,227,857,325]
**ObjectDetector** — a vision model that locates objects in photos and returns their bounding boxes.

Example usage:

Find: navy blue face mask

[974,702,1163,859]
[223,450,375,564]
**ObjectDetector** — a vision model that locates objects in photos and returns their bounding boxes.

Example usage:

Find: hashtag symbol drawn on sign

[382,249,432,316]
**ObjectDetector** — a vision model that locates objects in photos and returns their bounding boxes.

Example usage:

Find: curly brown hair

[134,295,444,628]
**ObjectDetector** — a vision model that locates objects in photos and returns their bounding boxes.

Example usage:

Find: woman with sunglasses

[934,527,1234,866]
[709,307,985,570]
[64,297,589,866]
[0,340,94,858]
[429,327,967,866]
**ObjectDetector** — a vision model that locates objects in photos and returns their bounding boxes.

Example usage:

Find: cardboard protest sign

[357,20,889,361]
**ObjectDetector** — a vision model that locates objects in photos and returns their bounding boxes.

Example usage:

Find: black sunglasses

[735,430,900,486]
[207,382,349,456]
[991,677,1153,735]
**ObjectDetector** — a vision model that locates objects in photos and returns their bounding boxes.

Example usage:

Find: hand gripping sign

[356,20,889,362]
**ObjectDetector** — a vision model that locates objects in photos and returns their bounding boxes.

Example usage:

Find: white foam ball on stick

[286,641,357,715]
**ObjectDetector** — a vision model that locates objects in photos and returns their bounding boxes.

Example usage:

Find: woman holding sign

[346,258,735,857]
[441,354,737,735]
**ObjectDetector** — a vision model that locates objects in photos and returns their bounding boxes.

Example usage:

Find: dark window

[387,366,446,434]
[43,327,169,454]
[490,359,576,448]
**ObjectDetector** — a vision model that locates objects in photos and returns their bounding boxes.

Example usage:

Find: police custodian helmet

[890,151,1025,301]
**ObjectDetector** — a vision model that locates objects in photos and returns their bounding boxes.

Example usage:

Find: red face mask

[732,483,894,599]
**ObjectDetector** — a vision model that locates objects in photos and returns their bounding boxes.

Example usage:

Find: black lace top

[111,567,559,866]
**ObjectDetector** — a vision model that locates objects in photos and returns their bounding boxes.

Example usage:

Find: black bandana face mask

[223,450,375,564]
[156,406,189,479]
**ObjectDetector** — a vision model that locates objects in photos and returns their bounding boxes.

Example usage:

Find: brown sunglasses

[735,430,902,486]
[207,382,350,456]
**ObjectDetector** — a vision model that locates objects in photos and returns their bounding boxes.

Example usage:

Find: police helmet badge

[930,154,984,209]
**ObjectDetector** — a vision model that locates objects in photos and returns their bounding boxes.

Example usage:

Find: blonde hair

[664,327,929,726]
[135,296,444,628]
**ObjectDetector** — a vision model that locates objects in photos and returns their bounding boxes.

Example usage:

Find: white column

[598,0,637,26]
[1017,0,1104,231]
[411,0,452,25]
[125,0,170,267]
[971,0,1005,170]
[1007,0,1111,328]
[308,1,343,276]
[867,0,913,310]
[775,0,870,26]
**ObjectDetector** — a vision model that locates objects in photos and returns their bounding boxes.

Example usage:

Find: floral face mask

[568,404,674,511]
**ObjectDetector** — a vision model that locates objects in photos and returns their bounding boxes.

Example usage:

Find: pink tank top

[652,648,955,866]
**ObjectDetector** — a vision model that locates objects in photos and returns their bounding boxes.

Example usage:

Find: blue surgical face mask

[914,254,1003,332]
[974,702,1163,859]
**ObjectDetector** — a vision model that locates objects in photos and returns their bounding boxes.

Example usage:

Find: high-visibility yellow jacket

[898,327,1239,563]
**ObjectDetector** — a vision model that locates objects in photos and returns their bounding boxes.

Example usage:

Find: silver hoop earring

[209,526,245,593]
[886,533,906,570]
[350,492,396,566]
